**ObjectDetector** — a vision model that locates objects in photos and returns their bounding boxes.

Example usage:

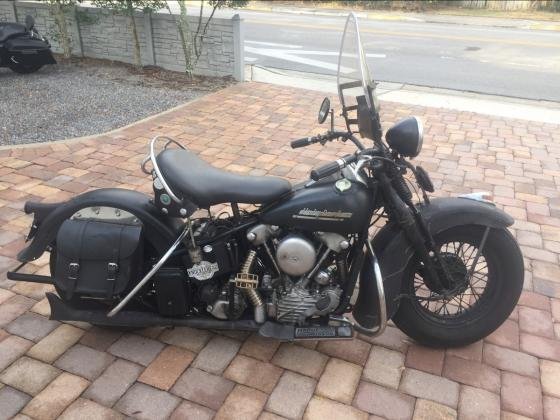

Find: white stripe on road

[268,50,387,59]
[245,40,303,48]
[245,45,354,73]
[507,62,540,68]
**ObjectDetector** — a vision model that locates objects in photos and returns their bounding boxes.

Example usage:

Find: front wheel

[392,225,523,348]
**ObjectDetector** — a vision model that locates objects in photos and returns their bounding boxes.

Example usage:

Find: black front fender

[355,196,515,323]
[18,188,180,262]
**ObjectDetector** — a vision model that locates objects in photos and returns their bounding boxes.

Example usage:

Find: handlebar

[291,131,365,151]
[310,154,357,181]
[290,131,373,181]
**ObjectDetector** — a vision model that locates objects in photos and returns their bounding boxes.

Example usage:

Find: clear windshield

[337,13,381,140]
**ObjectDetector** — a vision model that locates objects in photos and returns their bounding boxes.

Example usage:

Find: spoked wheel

[414,244,489,318]
[393,224,523,348]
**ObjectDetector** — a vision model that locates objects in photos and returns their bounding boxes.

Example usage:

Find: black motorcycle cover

[5,36,56,65]
[54,219,143,299]
[0,23,27,42]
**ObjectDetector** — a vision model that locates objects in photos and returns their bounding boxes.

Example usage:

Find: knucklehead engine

[188,218,350,325]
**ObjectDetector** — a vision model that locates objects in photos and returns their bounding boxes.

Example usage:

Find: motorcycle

[8,13,523,347]
[0,15,56,74]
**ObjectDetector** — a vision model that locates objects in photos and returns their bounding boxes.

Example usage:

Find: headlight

[385,116,423,158]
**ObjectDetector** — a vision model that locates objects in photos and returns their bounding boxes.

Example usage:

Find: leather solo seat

[156,149,292,207]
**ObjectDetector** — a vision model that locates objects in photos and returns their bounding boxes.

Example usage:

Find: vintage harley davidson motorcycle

[9,14,523,347]
[0,15,56,74]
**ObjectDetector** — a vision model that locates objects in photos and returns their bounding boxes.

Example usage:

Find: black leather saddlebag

[5,37,56,65]
[54,219,143,299]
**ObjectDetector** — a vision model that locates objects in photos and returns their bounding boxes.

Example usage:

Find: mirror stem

[330,109,334,133]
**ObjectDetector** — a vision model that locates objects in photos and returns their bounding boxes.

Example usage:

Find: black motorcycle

[0,15,56,74]
[9,14,523,347]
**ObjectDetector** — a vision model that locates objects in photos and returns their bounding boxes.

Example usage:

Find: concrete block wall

[0,2,16,22]
[78,8,149,66]
[151,13,235,76]
[8,1,242,79]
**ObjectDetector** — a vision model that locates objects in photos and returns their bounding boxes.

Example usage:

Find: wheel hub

[436,252,469,295]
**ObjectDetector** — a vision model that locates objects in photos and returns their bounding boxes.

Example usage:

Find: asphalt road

[237,11,560,102]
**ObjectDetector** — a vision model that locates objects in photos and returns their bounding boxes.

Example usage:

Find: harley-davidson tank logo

[293,208,353,222]
[187,261,219,281]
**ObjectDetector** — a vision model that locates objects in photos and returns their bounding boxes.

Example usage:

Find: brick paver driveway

[0,83,559,420]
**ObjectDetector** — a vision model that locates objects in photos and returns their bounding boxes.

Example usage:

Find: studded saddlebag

[54,219,143,300]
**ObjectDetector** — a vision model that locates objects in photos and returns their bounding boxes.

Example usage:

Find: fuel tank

[261,179,374,234]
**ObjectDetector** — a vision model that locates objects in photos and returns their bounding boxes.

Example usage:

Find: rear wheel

[392,225,523,348]
[9,63,43,74]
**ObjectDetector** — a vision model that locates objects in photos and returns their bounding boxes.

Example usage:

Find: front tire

[392,225,523,348]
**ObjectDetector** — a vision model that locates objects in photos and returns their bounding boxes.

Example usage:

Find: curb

[248,65,560,125]
[244,4,560,31]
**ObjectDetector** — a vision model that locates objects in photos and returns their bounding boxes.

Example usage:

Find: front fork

[376,170,452,292]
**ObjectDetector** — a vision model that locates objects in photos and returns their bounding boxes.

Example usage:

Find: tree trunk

[177,0,193,77]
[193,0,204,60]
[127,0,142,68]
[52,2,72,59]
[194,3,218,65]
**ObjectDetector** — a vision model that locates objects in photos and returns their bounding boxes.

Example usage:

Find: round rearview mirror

[318,97,330,124]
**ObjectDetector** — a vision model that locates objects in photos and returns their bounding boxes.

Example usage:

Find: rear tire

[392,225,523,348]
[9,63,43,74]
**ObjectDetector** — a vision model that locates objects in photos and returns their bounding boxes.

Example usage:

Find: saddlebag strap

[106,262,118,298]
[106,225,123,298]
[66,220,88,299]
[66,262,80,299]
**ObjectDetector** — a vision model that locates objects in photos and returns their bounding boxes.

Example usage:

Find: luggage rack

[141,135,186,205]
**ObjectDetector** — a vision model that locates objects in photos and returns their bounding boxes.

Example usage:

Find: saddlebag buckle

[68,262,80,281]
[66,262,80,299]
[107,262,119,282]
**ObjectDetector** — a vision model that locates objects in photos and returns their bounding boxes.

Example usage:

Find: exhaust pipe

[47,293,260,331]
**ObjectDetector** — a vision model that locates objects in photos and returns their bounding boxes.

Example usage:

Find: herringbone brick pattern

[0,83,559,419]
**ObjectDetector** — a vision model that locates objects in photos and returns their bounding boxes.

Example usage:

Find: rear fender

[355,196,515,322]
[18,188,180,262]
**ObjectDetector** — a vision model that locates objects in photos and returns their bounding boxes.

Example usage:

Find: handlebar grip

[291,137,313,149]
[310,154,357,181]
[310,161,340,181]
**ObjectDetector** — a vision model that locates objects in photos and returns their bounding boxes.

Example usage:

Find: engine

[190,220,351,325]
[275,235,317,276]
[274,284,342,324]
[248,225,350,325]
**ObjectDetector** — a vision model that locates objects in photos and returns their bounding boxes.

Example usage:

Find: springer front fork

[376,170,454,293]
